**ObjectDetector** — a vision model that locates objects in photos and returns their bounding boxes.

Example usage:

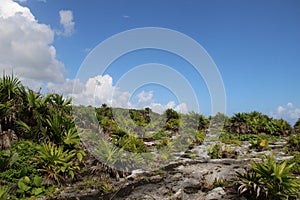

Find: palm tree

[0,74,26,132]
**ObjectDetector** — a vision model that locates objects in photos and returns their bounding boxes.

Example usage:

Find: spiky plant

[236,155,300,199]
[36,142,79,184]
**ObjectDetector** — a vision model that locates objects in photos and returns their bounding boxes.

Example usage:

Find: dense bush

[287,133,300,153]
[118,133,147,153]
[225,112,292,136]
[0,140,38,184]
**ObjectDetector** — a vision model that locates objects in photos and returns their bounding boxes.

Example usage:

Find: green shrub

[152,131,171,140]
[250,139,269,151]
[236,155,300,199]
[156,138,174,150]
[36,142,80,184]
[118,134,147,153]
[236,169,266,199]
[209,142,238,159]
[0,140,39,184]
[16,175,45,198]
[209,142,222,159]
[0,150,13,171]
[287,133,300,152]
[287,153,300,175]
[194,130,206,144]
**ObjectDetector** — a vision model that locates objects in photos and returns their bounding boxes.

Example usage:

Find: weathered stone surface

[60,138,294,200]
[205,187,226,200]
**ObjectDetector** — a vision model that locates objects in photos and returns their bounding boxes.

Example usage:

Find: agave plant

[94,139,123,167]
[47,93,72,114]
[236,155,300,199]
[236,169,267,199]
[36,142,79,184]
[92,139,126,179]
[63,126,80,146]
[251,156,300,199]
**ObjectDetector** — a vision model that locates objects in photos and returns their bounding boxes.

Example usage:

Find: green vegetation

[208,142,238,159]
[236,155,300,199]
[286,123,300,175]
[0,74,299,199]
[225,111,292,136]
[0,75,84,198]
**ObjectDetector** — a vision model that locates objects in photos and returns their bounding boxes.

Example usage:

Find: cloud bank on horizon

[0,0,299,123]
[272,103,300,123]
[47,75,189,114]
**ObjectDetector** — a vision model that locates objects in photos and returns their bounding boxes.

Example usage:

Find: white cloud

[53,75,131,108]
[1,0,34,20]
[0,0,65,86]
[148,101,188,114]
[47,78,85,94]
[287,102,293,108]
[175,102,188,113]
[277,106,285,114]
[272,102,300,124]
[166,101,176,109]
[49,75,189,114]
[149,103,165,114]
[135,91,153,107]
[57,10,75,36]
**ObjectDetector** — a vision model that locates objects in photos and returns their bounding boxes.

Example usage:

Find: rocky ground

[107,140,292,200]
[60,139,295,200]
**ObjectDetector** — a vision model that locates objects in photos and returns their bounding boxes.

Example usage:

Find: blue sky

[1,0,300,124]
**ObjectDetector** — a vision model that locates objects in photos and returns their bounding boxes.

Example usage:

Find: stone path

[109,139,294,200]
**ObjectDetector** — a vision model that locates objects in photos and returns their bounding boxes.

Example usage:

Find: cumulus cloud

[0,0,65,86]
[148,101,188,114]
[57,10,75,36]
[47,78,85,94]
[174,102,188,113]
[49,75,131,108]
[134,91,153,108]
[49,74,189,114]
[277,106,285,115]
[272,102,300,124]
